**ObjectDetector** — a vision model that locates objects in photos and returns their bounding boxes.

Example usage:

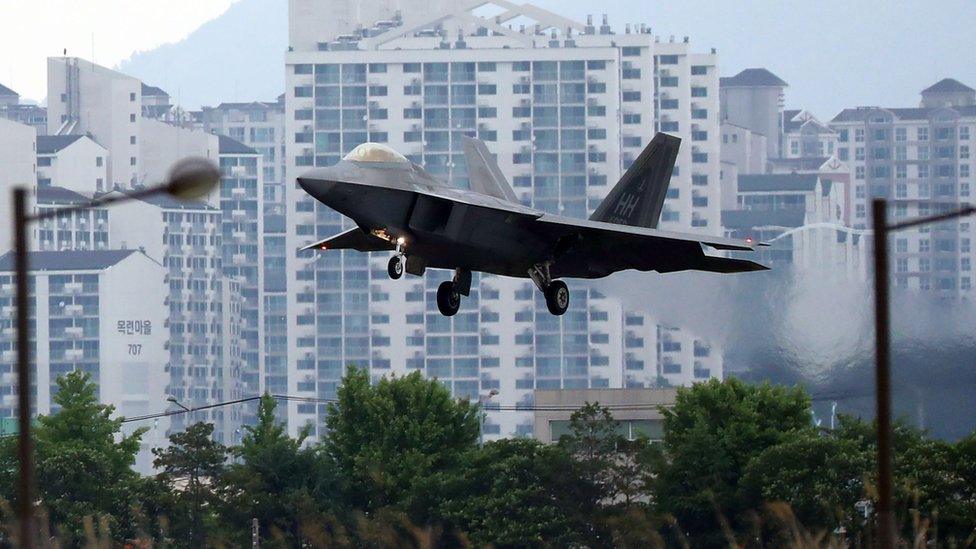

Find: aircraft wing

[299,227,395,252]
[532,213,768,276]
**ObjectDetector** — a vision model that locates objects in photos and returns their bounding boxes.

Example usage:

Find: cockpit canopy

[343,143,409,164]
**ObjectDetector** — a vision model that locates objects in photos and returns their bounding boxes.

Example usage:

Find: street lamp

[11,157,220,547]
[166,395,192,413]
[871,198,976,548]
[478,388,499,445]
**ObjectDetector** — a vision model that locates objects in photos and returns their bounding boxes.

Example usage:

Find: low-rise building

[532,387,676,443]
[36,135,108,193]
[33,186,110,251]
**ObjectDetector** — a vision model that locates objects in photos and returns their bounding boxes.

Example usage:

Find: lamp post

[12,157,220,547]
[871,198,976,548]
[167,395,192,412]
[478,389,499,445]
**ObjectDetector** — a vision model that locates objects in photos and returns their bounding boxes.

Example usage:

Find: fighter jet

[297,133,767,317]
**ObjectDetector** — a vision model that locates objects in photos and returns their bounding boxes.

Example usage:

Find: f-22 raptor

[298,133,767,317]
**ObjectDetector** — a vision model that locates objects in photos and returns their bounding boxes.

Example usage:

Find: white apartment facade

[217,135,266,418]
[284,3,723,438]
[830,79,976,296]
[107,193,243,440]
[0,250,169,473]
[197,101,290,400]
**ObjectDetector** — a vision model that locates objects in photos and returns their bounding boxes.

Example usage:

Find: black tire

[437,280,461,316]
[545,280,569,315]
[387,255,403,279]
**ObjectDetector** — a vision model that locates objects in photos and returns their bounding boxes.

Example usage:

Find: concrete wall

[140,119,218,198]
[532,387,677,442]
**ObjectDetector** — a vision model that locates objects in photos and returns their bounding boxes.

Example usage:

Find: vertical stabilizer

[461,135,519,202]
[589,132,680,228]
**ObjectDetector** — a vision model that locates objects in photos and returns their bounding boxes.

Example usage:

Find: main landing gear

[436,269,472,316]
[529,264,569,315]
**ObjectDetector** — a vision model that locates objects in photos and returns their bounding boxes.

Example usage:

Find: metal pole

[13,188,34,548]
[871,198,894,548]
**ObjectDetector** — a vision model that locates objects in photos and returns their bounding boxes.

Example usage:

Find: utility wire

[118,389,878,424]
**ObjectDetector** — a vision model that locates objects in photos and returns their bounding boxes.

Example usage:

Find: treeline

[1,369,975,547]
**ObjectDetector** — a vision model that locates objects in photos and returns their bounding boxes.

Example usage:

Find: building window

[129,92,136,101]
[129,135,136,145]
[659,54,679,64]
[130,157,137,166]
[621,46,641,57]
[691,65,707,75]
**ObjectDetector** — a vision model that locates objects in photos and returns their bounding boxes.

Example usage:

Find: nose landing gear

[387,255,403,279]
[388,236,406,280]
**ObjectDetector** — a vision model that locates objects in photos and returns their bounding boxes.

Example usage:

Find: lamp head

[166,157,220,201]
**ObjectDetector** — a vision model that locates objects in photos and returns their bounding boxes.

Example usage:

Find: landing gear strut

[436,268,472,316]
[388,237,406,280]
[529,263,569,316]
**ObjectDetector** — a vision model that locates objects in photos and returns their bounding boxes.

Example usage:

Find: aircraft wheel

[545,280,569,316]
[388,255,403,280]
[437,280,461,316]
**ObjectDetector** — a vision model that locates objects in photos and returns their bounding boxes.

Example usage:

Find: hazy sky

[4,0,976,118]
[0,0,236,102]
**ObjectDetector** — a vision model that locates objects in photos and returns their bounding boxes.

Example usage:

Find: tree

[428,438,585,547]
[651,378,814,547]
[0,371,148,544]
[833,415,971,544]
[150,422,226,547]
[324,368,480,516]
[220,394,339,546]
[556,402,657,548]
[741,431,873,542]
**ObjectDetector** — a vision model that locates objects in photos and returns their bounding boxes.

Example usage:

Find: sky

[0,0,237,102]
[2,0,976,118]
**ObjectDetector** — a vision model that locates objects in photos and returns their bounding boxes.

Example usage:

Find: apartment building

[0,83,47,134]
[196,100,289,398]
[830,78,976,295]
[0,250,169,473]
[284,3,724,438]
[217,135,265,412]
[106,191,243,439]
[36,135,108,193]
[0,118,37,253]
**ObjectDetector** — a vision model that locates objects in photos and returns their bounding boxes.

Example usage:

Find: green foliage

[741,431,872,540]
[150,422,226,547]
[833,414,976,543]
[652,378,814,546]
[324,368,480,514]
[220,393,339,546]
[430,438,583,547]
[5,370,976,547]
[7,370,147,544]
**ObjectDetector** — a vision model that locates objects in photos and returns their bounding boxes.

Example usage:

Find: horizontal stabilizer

[658,255,770,274]
[299,228,394,252]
